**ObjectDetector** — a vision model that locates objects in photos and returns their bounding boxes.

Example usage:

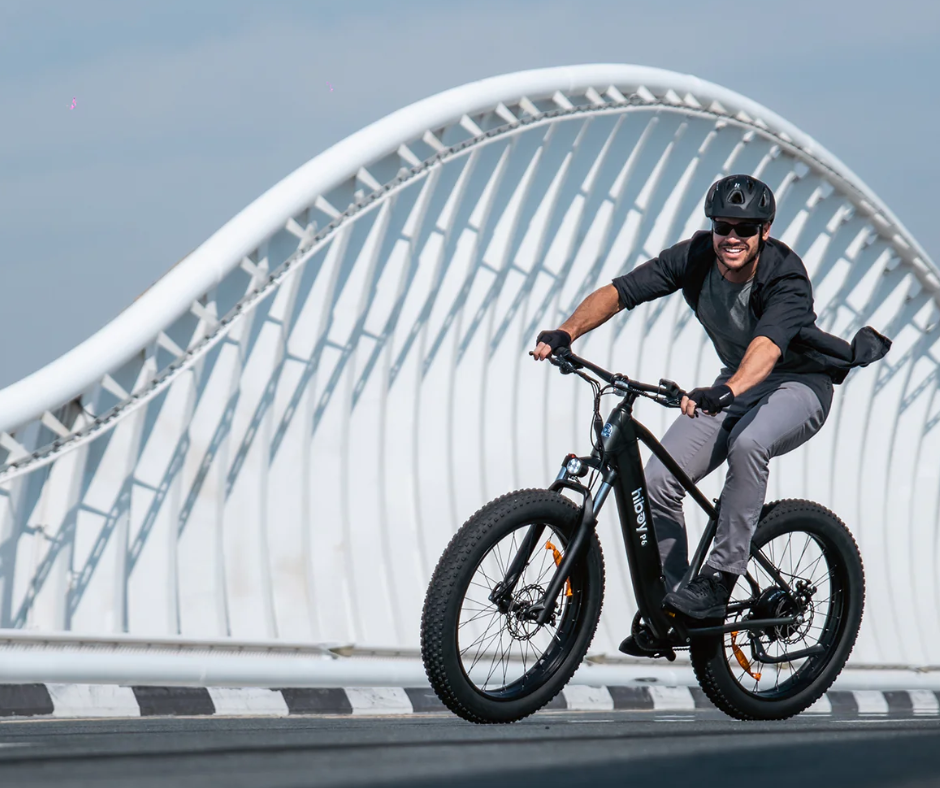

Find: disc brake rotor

[506,584,551,640]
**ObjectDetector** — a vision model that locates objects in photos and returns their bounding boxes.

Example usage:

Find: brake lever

[528,349,577,375]
[659,378,686,401]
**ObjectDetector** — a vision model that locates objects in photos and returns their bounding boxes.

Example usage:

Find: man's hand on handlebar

[532,329,571,361]
[533,346,687,408]
[681,384,734,418]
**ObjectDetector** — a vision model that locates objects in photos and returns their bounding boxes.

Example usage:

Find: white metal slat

[0,71,932,668]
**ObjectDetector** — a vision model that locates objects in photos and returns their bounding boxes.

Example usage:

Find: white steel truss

[0,65,936,668]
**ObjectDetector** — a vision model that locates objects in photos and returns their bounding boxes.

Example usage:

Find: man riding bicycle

[533,174,890,657]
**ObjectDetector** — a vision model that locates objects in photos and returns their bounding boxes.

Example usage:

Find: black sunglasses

[712,220,762,238]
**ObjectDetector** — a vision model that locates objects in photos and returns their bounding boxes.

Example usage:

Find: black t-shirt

[610,232,875,410]
[695,262,832,411]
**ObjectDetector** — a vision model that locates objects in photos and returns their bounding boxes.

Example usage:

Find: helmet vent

[704,175,775,222]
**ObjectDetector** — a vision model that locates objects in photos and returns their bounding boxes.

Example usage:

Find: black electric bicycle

[420,348,864,723]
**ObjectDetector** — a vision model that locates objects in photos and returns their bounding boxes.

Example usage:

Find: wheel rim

[455,522,586,699]
[721,527,847,700]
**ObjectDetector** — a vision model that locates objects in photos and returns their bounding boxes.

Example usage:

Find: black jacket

[611,231,891,384]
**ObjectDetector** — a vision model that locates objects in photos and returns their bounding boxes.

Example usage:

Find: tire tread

[691,498,865,721]
[420,489,604,724]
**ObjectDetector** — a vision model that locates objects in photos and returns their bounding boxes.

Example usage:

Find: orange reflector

[731,631,761,681]
[545,540,573,597]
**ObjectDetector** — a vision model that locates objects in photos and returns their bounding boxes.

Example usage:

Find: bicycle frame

[494,350,804,650]
[552,391,715,642]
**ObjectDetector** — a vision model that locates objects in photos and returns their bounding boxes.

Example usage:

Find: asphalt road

[0,709,938,788]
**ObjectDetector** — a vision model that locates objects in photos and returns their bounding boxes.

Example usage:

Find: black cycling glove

[686,384,734,415]
[536,329,572,355]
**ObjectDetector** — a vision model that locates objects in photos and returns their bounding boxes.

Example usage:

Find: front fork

[488,455,610,625]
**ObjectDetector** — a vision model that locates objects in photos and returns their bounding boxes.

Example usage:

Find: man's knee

[646,459,684,508]
[727,432,771,469]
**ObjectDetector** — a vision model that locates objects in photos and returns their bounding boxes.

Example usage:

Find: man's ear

[762,223,772,241]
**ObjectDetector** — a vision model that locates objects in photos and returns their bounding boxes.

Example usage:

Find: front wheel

[691,499,865,720]
[420,489,605,724]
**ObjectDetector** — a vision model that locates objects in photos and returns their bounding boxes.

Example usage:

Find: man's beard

[718,242,760,271]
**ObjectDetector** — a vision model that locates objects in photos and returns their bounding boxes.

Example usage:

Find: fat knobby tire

[420,489,605,724]
[690,498,865,721]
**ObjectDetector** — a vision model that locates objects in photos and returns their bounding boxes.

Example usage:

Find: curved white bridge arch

[0,65,937,672]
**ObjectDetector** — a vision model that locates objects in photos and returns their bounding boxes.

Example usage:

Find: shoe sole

[618,646,660,659]
[618,637,661,658]
[619,635,681,659]
[618,643,677,661]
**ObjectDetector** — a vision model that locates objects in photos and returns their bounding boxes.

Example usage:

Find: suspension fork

[487,523,547,611]
[487,475,601,623]
[487,465,567,609]
[531,480,598,625]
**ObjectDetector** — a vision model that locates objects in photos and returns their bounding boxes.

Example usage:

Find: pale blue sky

[1,0,938,389]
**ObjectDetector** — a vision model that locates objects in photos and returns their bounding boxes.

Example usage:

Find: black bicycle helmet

[704,175,776,224]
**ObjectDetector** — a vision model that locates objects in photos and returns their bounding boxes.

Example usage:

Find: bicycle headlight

[566,457,584,476]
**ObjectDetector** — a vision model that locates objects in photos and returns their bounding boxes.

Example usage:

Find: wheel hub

[752,582,815,643]
[506,584,553,639]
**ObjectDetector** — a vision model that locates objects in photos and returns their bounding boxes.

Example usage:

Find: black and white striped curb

[1,684,939,719]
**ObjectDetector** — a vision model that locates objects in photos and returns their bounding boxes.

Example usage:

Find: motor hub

[752,583,815,643]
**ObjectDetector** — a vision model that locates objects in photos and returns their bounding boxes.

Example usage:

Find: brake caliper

[545,541,573,597]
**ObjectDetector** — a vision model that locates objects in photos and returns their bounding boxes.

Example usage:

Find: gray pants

[647,377,829,589]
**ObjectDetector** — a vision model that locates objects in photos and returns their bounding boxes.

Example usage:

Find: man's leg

[646,409,730,590]
[620,409,730,655]
[705,381,828,576]
[664,381,828,619]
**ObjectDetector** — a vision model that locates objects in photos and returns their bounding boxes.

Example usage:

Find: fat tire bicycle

[420,348,864,723]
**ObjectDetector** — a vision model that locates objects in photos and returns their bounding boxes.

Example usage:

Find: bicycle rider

[533,175,890,657]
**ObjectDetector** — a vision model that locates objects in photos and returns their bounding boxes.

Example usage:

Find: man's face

[712,218,772,271]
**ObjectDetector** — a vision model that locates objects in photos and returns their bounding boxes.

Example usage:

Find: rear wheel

[690,499,864,720]
[421,489,605,724]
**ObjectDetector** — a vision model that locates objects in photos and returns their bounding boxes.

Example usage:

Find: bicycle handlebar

[541,347,687,408]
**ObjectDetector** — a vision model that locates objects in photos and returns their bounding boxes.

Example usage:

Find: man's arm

[532,235,701,361]
[532,285,621,360]
[560,285,622,342]
[680,336,780,417]
[726,336,781,396]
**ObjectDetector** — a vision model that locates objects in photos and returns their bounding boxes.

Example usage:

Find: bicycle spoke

[717,524,850,700]
[459,608,499,629]
[791,533,813,577]
[782,531,794,576]
[483,627,510,689]
[455,521,586,698]
[460,614,501,659]
[466,623,505,676]
[461,611,502,659]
